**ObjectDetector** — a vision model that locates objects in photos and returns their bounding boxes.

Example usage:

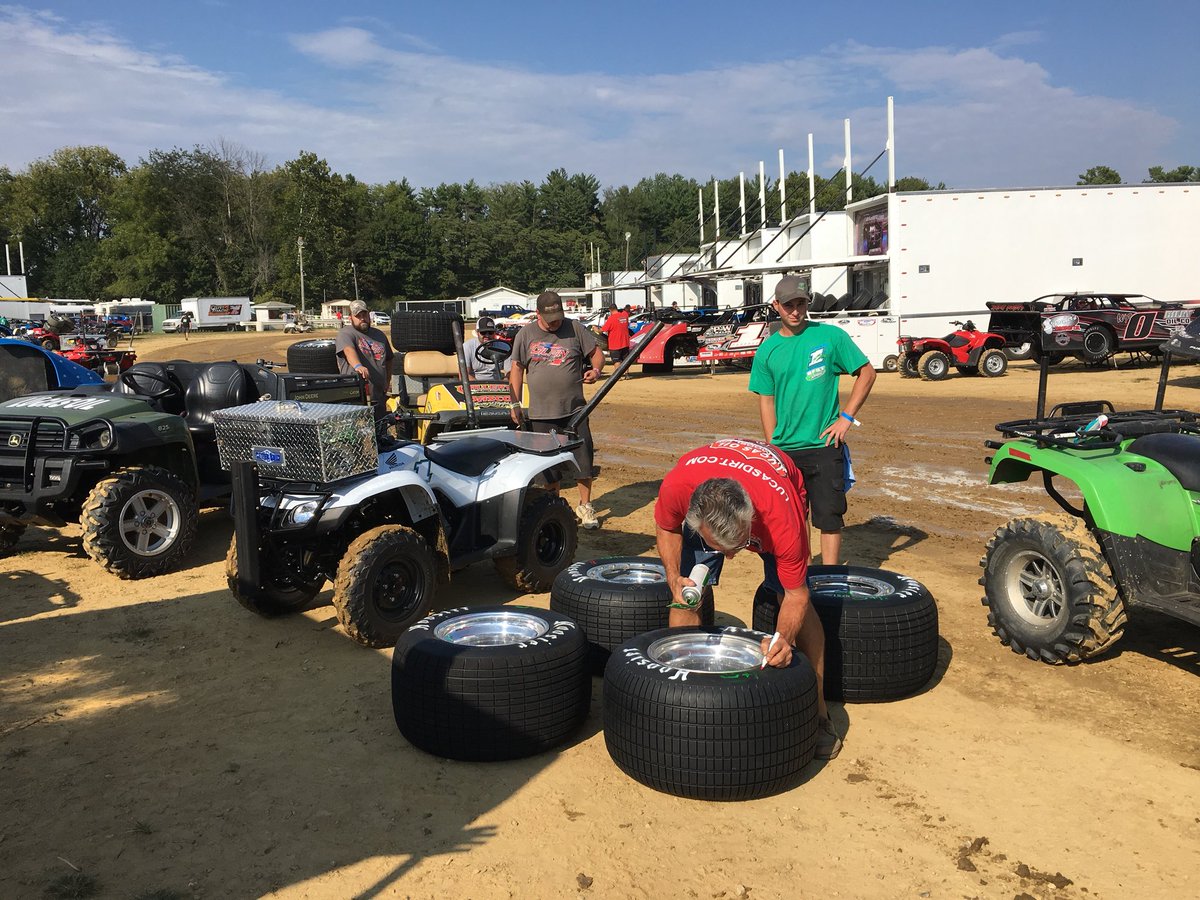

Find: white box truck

[180,297,252,331]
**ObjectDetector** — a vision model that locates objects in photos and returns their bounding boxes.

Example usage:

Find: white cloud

[0,9,1180,190]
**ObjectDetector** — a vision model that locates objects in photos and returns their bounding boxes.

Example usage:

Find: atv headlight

[67,422,114,451]
[289,500,321,526]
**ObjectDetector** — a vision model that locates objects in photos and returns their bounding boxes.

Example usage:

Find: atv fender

[989,444,1199,551]
[325,471,440,524]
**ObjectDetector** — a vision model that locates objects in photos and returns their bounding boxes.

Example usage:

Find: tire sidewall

[335,525,436,646]
[82,466,197,577]
[555,556,669,598]
[396,605,585,661]
[983,529,1073,645]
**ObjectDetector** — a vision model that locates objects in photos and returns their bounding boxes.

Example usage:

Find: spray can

[1074,414,1109,443]
[681,563,710,608]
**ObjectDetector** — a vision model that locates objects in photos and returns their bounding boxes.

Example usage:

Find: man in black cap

[509,290,605,529]
[748,275,876,564]
[336,299,394,420]
[463,316,507,381]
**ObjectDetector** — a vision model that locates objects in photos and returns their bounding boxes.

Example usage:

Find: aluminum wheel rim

[648,631,763,673]
[984,354,1004,374]
[585,560,666,584]
[808,573,896,599]
[927,357,946,376]
[1004,550,1065,625]
[118,488,182,556]
[435,611,548,646]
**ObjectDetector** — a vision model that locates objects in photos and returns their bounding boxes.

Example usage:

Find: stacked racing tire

[392,606,591,760]
[752,565,940,702]
[603,626,820,800]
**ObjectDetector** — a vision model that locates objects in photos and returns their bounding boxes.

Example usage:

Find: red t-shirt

[601,310,631,350]
[654,439,809,590]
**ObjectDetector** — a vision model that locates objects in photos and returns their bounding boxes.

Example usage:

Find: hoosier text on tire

[392,606,591,760]
[80,466,198,579]
[603,626,820,801]
[752,565,939,702]
[980,514,1126,664]
[332,525,436,648]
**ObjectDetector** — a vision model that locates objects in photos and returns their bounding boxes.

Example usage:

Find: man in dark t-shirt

[510,291,606,528]
[335,300,394,419]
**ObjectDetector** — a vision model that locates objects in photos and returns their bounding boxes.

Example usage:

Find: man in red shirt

[601,304,631,363]
[654,438,840,758]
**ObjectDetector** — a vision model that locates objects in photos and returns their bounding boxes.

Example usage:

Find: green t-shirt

[748,322,870,450]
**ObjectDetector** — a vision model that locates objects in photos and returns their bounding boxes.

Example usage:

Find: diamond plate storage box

[214,400,377,482]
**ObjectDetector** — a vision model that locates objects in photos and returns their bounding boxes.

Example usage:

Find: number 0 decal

[1123,311,1157,340]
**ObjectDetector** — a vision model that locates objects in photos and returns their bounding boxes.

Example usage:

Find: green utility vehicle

[980,320,1200,663]
[0,354,362,578]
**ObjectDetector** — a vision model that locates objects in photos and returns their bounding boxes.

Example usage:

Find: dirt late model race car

[986,293,1200,363]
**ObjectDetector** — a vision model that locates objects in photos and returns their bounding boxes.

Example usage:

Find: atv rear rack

[989,407,1200,450]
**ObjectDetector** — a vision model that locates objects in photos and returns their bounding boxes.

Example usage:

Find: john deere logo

[7,433,21,448]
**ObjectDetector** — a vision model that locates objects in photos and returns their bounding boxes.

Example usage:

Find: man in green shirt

[748,276,877,564]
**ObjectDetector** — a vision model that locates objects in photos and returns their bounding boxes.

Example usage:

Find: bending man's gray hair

[684,478,753,550]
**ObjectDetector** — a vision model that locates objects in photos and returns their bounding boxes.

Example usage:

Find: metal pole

[844,118,853,206]
[625,232,631,270]
[297,236,306,316]
[887,95,896,190]
[698,188,705,243]
[778,149,787,223]
[807,134,816,215]
[19,241,25,274]
[713,178,720,239]
[4,245,9,276]
[352,262,360,304]
[758,161,767,228]
[739,172,747,236]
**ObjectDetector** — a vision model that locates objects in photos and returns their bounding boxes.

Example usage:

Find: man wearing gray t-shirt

[335,300,394,420]
[509,291,605,529]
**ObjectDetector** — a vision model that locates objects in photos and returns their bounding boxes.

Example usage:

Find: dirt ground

[2,330,1198,899]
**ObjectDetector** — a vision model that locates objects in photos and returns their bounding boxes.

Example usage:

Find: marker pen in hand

[761,631,781,670]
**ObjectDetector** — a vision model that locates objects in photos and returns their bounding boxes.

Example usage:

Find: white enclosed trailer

[180,297,252,331]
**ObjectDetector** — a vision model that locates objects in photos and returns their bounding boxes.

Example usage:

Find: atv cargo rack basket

[215,400,377,483]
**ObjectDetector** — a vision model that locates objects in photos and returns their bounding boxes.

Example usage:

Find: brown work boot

[814,717,843,760]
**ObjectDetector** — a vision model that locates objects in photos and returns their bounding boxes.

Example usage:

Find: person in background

[463,316,508,381]
[601,304,631,364]
[179,311,192,341]
[509,290,605,529]
[653,438,841,759]
[336,308,344,327]
[335,300,394,420]
[749,275,876,565]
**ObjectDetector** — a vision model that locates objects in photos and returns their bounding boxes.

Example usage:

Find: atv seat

[1127,432,1200,492]
[403,351,460,407]
[424,436,515,476]
[184,362,253,441]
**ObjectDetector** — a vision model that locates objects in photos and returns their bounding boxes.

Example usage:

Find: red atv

[58,336,137,376]
[898,320,1007,380]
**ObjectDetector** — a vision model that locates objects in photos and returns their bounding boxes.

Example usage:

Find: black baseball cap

[476,315,497,333]
[536,290,564,325]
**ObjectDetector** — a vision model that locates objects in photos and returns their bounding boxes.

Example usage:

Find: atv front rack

[989,407,1200,451]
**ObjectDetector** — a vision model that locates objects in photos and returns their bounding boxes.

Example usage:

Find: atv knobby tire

[393,605,590,760]
[224,537,323,616]
[918,350,951,380]
[980,514,1126,664]
[550,556,714,659]
[752,566,939,701]
[286,339,339,374]
[493,491,578,592]
[332,525,436,647]
[0,521,25,556]
[603,626,820,800]
[979,348,1008,377]
[899,354,919,378]
[81,466,198,579]
[390,310,462,353]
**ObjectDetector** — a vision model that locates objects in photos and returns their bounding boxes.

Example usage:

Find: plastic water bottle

[681,563,710,607]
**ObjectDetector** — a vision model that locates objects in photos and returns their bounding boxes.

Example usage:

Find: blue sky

[1,1,1194,190]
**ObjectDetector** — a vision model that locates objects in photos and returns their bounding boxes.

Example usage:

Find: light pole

[351,261,360,304]
[297,236,306,316]
[624,232,631,270]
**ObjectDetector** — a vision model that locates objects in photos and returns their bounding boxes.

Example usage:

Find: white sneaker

[576,502,600,529]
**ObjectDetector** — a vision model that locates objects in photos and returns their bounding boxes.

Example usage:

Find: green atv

[980,321,1200,663]
[0,353,362,579]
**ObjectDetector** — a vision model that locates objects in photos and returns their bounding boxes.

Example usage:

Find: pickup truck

[479,304,529,319]
[986,293,1200,363]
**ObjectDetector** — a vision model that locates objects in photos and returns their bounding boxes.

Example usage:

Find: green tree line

[19,140,1148,305]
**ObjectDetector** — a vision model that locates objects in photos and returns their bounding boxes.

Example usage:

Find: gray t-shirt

[335,325,394,405]
[463,337,511,381]
[512,319,597,420]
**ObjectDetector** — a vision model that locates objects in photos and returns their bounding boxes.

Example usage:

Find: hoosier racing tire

[603,626,820,800]
[752,565,939,702]
[286,339,339,374]
[550,556,714,662]
[392,606,591,760]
